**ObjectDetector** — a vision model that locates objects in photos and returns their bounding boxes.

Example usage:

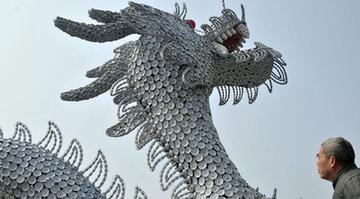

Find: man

[317,137,360,199]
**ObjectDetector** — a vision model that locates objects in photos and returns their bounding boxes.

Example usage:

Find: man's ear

[329,155,337,168]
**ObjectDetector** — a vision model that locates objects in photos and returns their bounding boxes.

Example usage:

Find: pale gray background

[1,0,359,198]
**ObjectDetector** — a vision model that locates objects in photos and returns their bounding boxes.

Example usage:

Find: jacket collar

[332,163,358,189]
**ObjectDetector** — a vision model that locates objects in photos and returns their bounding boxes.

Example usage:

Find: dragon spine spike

[60,139,84,169]
[209,16,224,28]
[235,52,251,62]
[268,48,283,58]
[179,3,187,20]
[159,161,183,191]
[113,80,130,95]
[233,86,244,105]
[221,9,237,19]
[119,98,138,112]
[264,79,274,93]
[200,24,215,36]
[81,150,109,189]
[103,175,126,199]
[217,86,224,105]
[174,3,180,17]
[231,86,239,104]
[271,61,288,85]
[111,78,129,96]
[217,86,231,105]
[171,180,192,199]
[226,86,231,104]
[108,107,145,138]
[134,186,148,199]
[247,87,259,104]
[272,188,277,199]
[12,121,32,143]
[277,58,287,65]
[135,122,156,150]
[163,162,178,181]
[0,127,3,139]
[147,141,167,171]
[241,4,246,21]
[37,121,63,155]
[222,0,226,9]
[149,141,164,161]
[118,96,137,114]
[253,49,267,62]
[114,91,136,105]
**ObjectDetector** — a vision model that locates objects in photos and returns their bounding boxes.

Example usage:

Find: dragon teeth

[235,24,242,32]
[225,30,232,37]
[216,37,224,43]
[221,33,228,40]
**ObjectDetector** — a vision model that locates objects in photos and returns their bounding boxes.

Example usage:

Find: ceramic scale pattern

[0,122,147,199]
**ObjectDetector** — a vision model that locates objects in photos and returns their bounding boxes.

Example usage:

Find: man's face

[316,147,335,181]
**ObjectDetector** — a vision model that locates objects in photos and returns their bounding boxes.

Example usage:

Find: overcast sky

[1,0,360,198]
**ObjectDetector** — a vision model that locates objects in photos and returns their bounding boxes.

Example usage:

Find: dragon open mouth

[201,5,249,53]
[216,23,249,52]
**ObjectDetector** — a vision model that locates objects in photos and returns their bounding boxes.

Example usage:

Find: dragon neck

[124,36,254,198]
[155,90,252,198]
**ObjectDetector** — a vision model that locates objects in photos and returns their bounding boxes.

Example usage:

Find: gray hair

[321,137,355,167]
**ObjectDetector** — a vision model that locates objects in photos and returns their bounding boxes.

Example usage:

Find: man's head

[316,137,355,181]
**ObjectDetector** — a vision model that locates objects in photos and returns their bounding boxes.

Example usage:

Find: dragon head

[54,1,287,105]
[180,3,287,105]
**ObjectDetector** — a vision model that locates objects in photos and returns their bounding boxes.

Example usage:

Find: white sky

[0,0,360,198]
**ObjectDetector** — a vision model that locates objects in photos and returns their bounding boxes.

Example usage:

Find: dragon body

[0,122,147,199]
[54,2,287,199]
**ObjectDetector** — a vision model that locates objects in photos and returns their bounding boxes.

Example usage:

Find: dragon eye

[185,19,196,29]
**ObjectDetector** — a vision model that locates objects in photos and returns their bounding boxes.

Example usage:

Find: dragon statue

[0,122,148,199]
[0,1,287,199]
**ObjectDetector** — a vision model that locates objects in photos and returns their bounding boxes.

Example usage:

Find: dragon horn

[241,4,246,21]
[54,17,133,43]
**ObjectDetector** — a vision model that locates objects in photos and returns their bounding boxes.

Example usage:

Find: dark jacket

[332,164,360,199]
